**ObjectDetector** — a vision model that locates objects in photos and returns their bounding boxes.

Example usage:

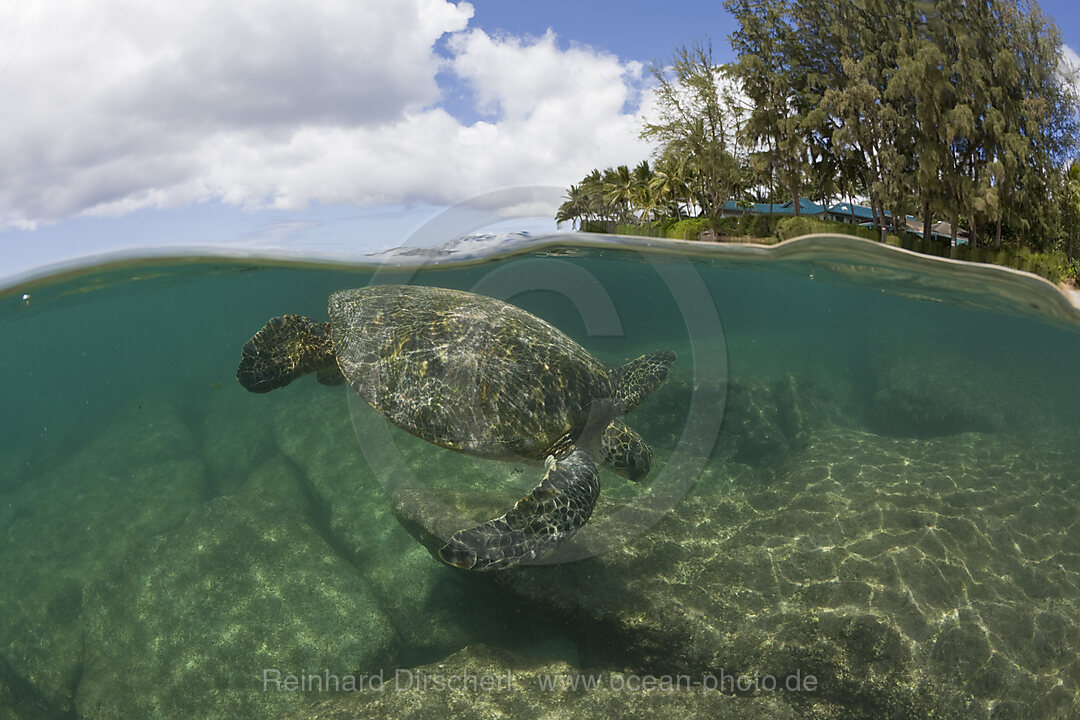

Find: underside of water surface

[1,233,1078,720]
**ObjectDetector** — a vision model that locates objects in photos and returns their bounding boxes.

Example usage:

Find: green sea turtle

[237,284,674,570]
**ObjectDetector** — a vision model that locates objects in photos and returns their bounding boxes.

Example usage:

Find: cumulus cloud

[0,1,652,229]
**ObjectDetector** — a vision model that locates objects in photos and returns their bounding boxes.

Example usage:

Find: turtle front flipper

[237,315,336,393]
[613,351,676,412]
[600,418,653,481]
[438,448,600,570]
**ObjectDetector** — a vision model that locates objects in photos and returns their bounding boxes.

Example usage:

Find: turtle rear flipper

[613,351,676,412]
[600,418,653,481]
[237,315,336,393]
[316,366,346,386]
[438,448,600,570]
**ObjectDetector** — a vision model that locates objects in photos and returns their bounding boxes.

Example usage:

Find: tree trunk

[995,217,1002,248]
[950,208,958,247]
[922,200,932,243]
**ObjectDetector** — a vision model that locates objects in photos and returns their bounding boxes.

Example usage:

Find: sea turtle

[237,284,675,570]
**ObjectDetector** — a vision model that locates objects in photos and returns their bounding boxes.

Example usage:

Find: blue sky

[1,0,1077,284]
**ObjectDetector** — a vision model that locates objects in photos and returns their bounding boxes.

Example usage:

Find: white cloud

[0,1,652,229]
[1064,45,1080,69]
[1062,44,1080,97]
[449,29,643,120]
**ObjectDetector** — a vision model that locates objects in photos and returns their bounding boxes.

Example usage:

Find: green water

[1,234,1079,719]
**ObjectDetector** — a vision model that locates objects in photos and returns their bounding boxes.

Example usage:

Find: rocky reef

[291,644,802,720]
[382,375,1080,719]
[0,403,207,715]
[0,371,1077,719]
[77,490,396,720]
[478,427,1080,719]
[856,335,1053,439]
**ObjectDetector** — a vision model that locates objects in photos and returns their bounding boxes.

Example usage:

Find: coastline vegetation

[556,0,1080,282]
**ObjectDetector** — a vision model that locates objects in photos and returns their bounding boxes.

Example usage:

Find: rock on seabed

[76,493,396,720]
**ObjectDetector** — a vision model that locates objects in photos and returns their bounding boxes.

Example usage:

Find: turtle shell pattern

[329,285,615,462]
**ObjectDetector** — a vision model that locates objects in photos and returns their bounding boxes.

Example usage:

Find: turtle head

[600,419,653,481]
[237,315,336,393]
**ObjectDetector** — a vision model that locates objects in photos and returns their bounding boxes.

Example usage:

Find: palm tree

[602,165,635,224]
[579,169,609,224]
[633,183,659,224]
[650,153,692,219]
[1063,160,1080,258]
[649,169,681,219]
[556,184,587,229]
[630,160,657,222]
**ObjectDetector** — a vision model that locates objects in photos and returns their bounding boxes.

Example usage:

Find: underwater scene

[1,233,1079,720]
